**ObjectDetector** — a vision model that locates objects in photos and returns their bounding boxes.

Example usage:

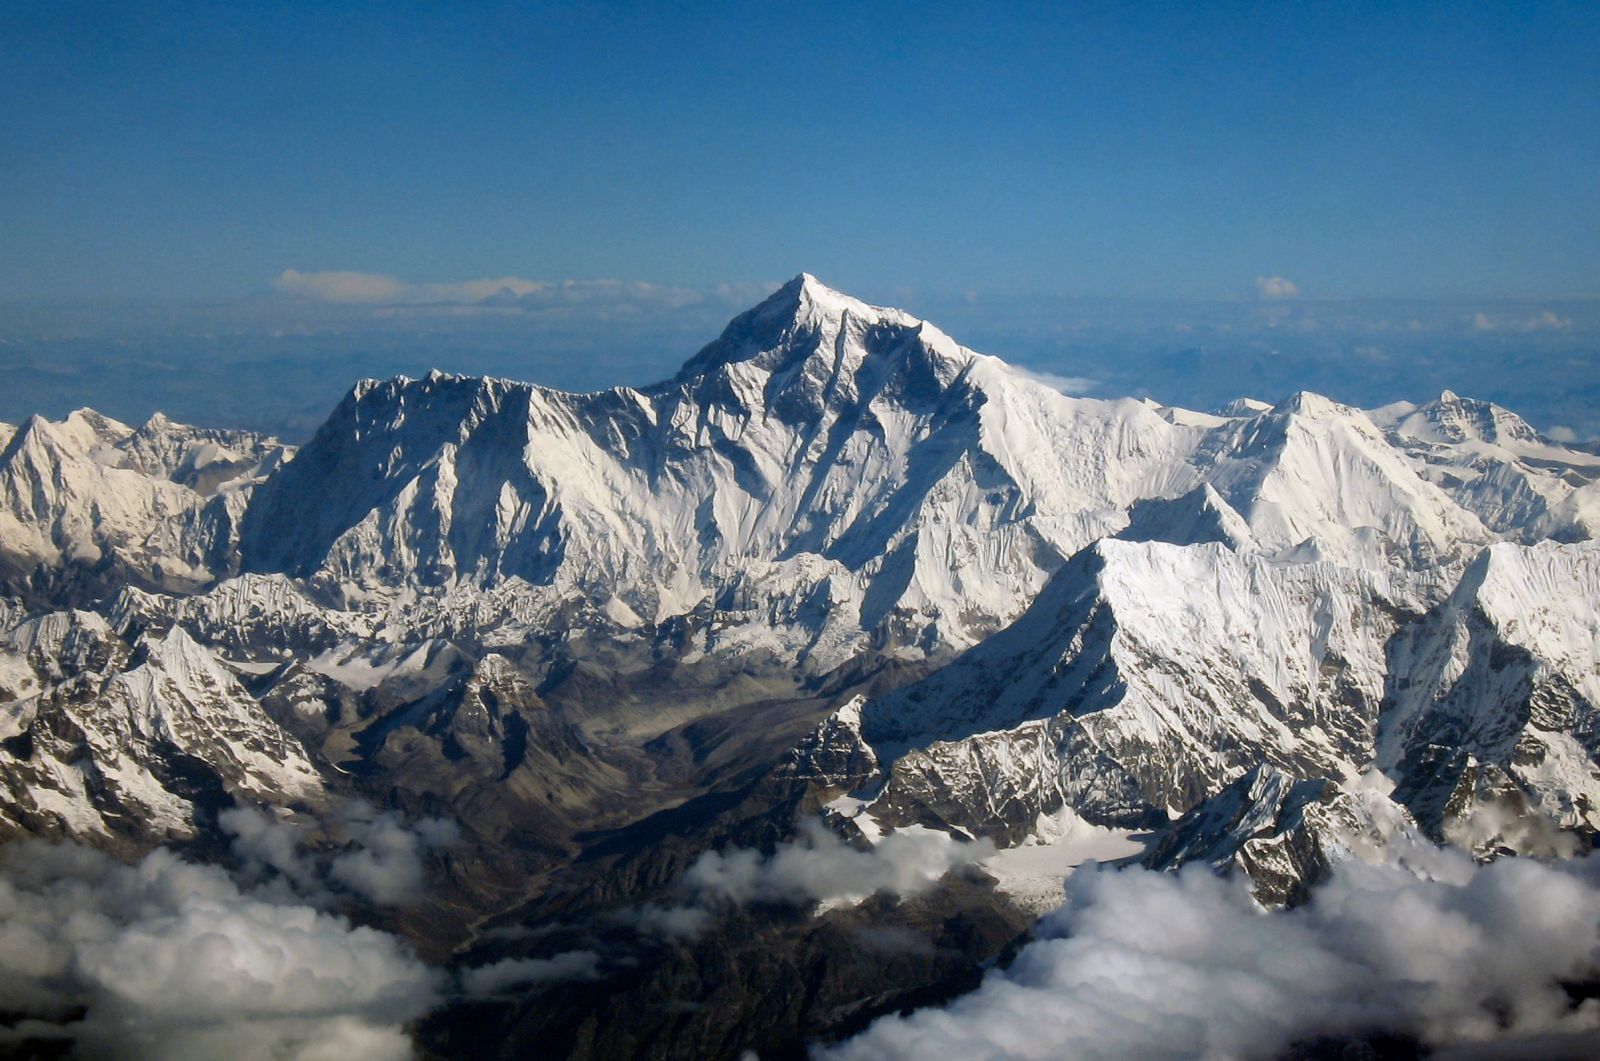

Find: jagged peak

[5,410,122,459]
[1396,389,1542,447]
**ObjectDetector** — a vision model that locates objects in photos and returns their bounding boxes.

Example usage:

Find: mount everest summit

[2,275,1599,1058]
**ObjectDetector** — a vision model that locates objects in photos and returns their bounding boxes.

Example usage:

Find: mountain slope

[238,276,1206,664]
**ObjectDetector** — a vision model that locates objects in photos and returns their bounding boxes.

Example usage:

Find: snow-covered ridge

[0,408,289,598]
[3,274,1600,904]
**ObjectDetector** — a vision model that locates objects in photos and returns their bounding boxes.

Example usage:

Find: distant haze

[2,283,1596,443]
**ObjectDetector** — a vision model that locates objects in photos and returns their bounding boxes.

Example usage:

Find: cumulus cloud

[604,820,993,943]
[683,819,993,909]
[0,840,442,1061]
[220,800,459,906]
[1547,425,1581,444]
[460,951,602,997]
[1255,275,1300,300]
[825,845,1600,1060]
[329,802,461,906]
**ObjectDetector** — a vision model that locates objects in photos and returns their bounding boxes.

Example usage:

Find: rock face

[793,537,1599,895]
[0,409,287,602]
[2,276,1600,1057]
[1379,540,1600,842]
[833,539,1418,835]
[1142,763,1416,905]
[1370,390,1600,538]
[0,613,319,846]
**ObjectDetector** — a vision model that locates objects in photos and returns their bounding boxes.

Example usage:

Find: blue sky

[0,2,1596,437]
[4,1,1597,301]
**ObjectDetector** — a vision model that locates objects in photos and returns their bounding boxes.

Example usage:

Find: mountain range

[2,275,1598,1058]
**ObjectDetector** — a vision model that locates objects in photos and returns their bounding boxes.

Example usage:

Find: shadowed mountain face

[1,277,1598,1059]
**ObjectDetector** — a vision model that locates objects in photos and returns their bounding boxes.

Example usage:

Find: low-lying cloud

[460,950,603,997]
[222,800,459,906]
[684,819,993,910]
[1470,308,1572,333]
[0,840,443,1061]
[608,820,994,942]
[823,843,1600,1060]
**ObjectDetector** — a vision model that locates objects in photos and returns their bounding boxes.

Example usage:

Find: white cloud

[220,801,459,907]
[0,840,442,1060]
[1547,425,1581,444]
[272,269,780,314]
[1470,309,1572,333]
[328,802,461,906]
[602,820,994,943]
[610,902,715,940]
[825,845,1600,1061]
[460,951,602,997]
[682,819,993,909]
[273,269,542,305]
[1255,275,1300,300]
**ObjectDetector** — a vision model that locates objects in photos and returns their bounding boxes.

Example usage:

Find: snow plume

[0,840,442,1061]
[824,847,1600,1061]
[222,800,460,906]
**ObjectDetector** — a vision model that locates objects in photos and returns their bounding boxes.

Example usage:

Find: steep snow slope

[2,275,1598,914]
[810,539,1430,841]
[239,275,1208,662]
[1195,392,1490,567]
[789,535,1598,902]
[1370,391,1600,537]
[0,409,287,599]
[232,276,1522,674]
[1380,539,1600,841]
[0,615,320,843]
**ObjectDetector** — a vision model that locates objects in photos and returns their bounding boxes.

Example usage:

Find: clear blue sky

[3,1,1597,302]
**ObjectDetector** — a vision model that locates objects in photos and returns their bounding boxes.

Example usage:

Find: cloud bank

[460,951,603,997]
[683,819,994,910]
[0,840,442,1061]
[222,800,460,906]
[272,268,776,315]
[824,845,1600,1060]
[609,820,994,942]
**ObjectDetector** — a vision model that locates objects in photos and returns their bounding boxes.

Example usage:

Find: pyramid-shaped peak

[758,272,921,328]
[671,273,967,385]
